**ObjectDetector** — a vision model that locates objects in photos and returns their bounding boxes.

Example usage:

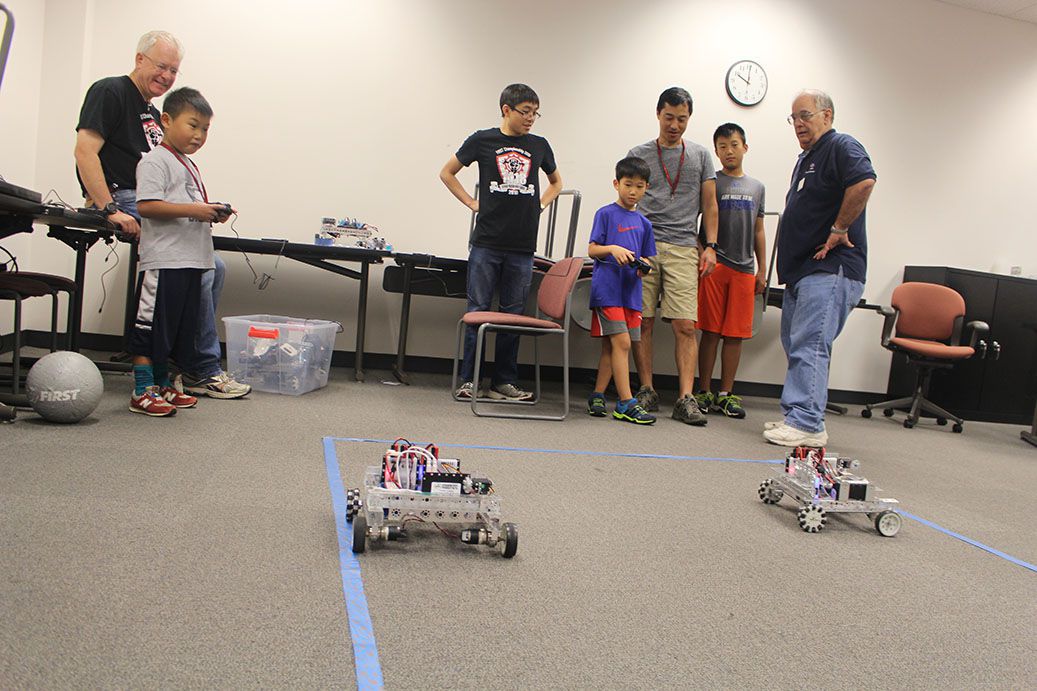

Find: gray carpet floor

[2,364,1035,689]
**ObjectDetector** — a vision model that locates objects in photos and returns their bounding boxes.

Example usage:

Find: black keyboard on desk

[0,179,42,204]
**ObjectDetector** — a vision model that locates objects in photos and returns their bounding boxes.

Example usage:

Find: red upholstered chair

[452,256,584,421]
[862,282,989,432]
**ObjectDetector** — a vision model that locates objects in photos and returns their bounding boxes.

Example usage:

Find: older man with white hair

[74,31,249,400]
[764,90,876,447]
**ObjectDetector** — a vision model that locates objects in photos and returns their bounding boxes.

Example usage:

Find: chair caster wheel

[903,419,915,429]
[883,408,894,417]
[952,423,963,433]
[861,408,872,418]
[936,417,947,426]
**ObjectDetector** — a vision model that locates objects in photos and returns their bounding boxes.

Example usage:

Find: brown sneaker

[130,387,177,417]
[159,386,198,408]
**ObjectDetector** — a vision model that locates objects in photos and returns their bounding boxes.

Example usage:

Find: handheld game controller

[213,202,233,220]
[632,257,652,274]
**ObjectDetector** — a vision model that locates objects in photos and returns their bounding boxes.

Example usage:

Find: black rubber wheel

[952,423,963,433]
[500,522,518,558]
[936,417,947,426]
[351,512,367,553]
[758,479,784,504]
[903,419,915,429]
[882,408,894,418]
[874,510,902,537]
[861,408,872,419]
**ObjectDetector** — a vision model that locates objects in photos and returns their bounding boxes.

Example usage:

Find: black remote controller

[632,257,652,274]
[213,202,233,219]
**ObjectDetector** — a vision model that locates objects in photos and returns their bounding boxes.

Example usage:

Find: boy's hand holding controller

[608,245,635,266]
[190,202,235,223]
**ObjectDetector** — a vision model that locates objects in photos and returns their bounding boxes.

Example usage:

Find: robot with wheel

[758,446,902,536]
[345,439,518,558]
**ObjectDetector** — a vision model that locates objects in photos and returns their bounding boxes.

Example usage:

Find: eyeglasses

[141,53,180,77]
[512,107,541,120]
[787,110,824,125]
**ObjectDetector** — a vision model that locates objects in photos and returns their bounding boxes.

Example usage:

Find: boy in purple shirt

[587,157,658,424]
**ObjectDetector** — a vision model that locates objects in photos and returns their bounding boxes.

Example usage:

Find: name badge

[797,177,805,192]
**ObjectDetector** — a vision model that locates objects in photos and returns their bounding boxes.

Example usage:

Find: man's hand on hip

[813,232,854,260]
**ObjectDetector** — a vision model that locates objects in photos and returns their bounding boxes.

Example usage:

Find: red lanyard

[656,139,685,198]
[160,142,208,203]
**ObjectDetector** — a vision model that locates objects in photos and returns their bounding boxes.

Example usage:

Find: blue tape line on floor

[329,437,784,465]
[323,437,384,691]
[901,511,1037,574]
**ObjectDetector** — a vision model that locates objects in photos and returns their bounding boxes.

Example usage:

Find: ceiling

[934,0,1037,24]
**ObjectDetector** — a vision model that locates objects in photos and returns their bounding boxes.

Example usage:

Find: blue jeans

[183,253,225,378]
[779,268,864,433]
[113,189,225,379]
[461,246,533,386]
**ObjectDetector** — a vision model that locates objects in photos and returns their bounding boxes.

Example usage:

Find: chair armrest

[878,306,897,347]
[965,320,989,349]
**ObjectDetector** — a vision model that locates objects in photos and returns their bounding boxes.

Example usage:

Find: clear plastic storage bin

[222,315,337,395]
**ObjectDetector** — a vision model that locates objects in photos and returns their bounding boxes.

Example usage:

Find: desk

[0,196,117,354]
[384,253,468,383]
[213,236,389,381]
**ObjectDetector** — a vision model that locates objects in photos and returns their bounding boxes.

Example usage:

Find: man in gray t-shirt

[694,123,767,421]
[626,87,719,427]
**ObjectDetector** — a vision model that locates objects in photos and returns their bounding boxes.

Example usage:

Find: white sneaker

[763,422,828,447]
[488,383,534,401]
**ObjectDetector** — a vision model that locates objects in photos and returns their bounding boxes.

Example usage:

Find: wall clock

[725,60,767,107]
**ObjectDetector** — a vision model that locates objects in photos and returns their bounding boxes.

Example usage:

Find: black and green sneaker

[694,390,715,414]
[715,393,747,419]
[588,392,607,417]
[613,399,657,425]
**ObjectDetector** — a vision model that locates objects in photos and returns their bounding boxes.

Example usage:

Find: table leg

[354,261,369,382]
[392,263,414,384]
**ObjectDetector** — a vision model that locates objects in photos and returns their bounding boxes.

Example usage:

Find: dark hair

[163,87,213,119]
[656,86,693,114]
[500,83,539,114]
[615,156,651,183]
[713,122,747,146]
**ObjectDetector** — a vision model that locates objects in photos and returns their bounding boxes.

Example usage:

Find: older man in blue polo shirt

[764,90,877,447]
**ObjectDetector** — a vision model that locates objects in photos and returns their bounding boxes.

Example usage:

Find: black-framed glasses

[787,110,824,125]
[512,107,541,120]
[141,53,180,77]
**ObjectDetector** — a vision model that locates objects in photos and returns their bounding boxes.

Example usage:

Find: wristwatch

[704,241,719,251]
[102,201,119,216]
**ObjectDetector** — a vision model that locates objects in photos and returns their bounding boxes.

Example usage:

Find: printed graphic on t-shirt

[719,193,756,211]
[489,147,534,196]
[141,114,162,150]
[617,224,637,233]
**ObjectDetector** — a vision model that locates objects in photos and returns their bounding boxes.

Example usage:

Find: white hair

[797,89,835,122]
[137,31,184,60]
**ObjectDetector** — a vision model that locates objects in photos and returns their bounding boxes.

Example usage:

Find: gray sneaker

[672,395,708,426]
[183,372,251,399]
[635,385,660,412]
[488,383,534,401]
[454,381,474,399]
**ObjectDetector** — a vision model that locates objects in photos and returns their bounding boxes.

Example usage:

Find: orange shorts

[697,263,756,338]
[591,306,642,340]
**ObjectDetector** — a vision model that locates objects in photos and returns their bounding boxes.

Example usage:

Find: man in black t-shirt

[74,30,183,238]
[440,83,563,401]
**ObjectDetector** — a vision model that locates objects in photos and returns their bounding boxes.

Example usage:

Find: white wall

[3,0,1037,392]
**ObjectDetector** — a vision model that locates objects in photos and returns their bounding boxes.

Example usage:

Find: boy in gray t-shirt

[127,87,235,417]
[694,123,767,420]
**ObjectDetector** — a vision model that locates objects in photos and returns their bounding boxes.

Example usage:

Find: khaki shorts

[641,241,699,321]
